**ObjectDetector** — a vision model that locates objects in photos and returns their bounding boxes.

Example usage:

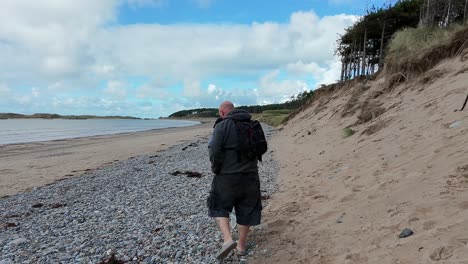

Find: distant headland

[0,113,143,120]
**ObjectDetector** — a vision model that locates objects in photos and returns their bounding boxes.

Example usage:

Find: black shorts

[207,172,262,226]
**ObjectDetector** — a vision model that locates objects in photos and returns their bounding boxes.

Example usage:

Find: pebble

[449,121,462,129]
[7,238,28,246]
[0,125,278,263]
[336,212,346,224]
[398,228,414,238]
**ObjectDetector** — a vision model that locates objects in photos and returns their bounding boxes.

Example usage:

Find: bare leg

[237,224,250,251]
[215,217,233,244]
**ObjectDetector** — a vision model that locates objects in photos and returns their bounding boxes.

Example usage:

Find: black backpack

[233,120,268,161]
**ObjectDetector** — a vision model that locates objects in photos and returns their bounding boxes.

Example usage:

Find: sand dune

[251,57,468,263]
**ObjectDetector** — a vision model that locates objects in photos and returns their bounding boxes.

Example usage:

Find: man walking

[207,101,265,260]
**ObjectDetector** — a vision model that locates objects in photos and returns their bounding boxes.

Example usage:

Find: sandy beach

[0,121,213,198]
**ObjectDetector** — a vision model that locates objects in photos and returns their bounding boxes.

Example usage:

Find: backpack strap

[222,119,241,153]
[213,117,224,128]
[233,120,244,162]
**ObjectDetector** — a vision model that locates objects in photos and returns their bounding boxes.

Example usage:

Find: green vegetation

[168,90,313,120]
[385,24,468,76]
[168,108,219,118]
[0,113,141,120]
[336,0,422,80]
[419,0,468,28]
[169,107,293,127]
[336,0,468,81]
[389,27,456,54]
[254,109,292,127]
[343,127,355,138]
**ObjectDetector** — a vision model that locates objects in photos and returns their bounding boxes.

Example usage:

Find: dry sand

[251,57,468,263]
[0,122,213,198]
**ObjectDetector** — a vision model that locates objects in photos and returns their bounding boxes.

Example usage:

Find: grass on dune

[253,109,292,127]
[385,24,468,78]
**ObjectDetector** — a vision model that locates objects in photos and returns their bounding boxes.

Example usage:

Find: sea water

[0,119,200,145]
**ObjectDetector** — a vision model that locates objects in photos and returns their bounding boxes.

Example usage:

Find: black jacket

[208,109,258,175]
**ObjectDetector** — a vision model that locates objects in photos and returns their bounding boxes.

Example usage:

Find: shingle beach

[0,125,278,264]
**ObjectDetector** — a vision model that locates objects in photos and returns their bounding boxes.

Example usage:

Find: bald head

[219,101,234,118]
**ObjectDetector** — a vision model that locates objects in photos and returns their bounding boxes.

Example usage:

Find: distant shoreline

[0,113,144,120]
[0,119,204,146]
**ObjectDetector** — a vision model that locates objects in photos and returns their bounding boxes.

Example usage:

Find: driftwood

[170,170,203,178]
[454,94,468,112]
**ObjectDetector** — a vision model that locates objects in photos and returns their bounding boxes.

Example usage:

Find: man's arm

[209,124,225,174]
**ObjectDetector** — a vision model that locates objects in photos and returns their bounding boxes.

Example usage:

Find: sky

[0,0,388,118]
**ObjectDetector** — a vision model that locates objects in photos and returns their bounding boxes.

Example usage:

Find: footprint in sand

[423,220,437,231]
[429,246,455,261]
[458,201,468,210]
[283,202,301,216]
[455,238,468,246]
[367,193,379,200]
[339,193,355,203]
[303,189,318,197]
[268,219,288,228]
[0,169,17,174]
[345,253,368,262]
[351,185,364,192]
[443,164,468,194]
[266,219,296,234]
[317,210,338,221]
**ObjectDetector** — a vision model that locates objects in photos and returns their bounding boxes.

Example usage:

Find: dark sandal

[216,241,237,260]
[235,249,247,256]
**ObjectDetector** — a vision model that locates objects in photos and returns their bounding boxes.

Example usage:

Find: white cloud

[183,79,202,97]
[136,83,170,99]
[42,56,79,76]
[31,87,40,98]
[47,82,64,92]
[0,84,10,93]
[207,84,218,95]
[175,82,259,108]
[258,70,309,103]
[14,95,32,105]
[286,61,326,76]
[315,59,343,86]
[0,84,12,104]
[91,65,115,76]
[0,0,115,86]
[205,83,222,101]
[285,59,342,86]
[105,80,127,100]
[90,11,356,83]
